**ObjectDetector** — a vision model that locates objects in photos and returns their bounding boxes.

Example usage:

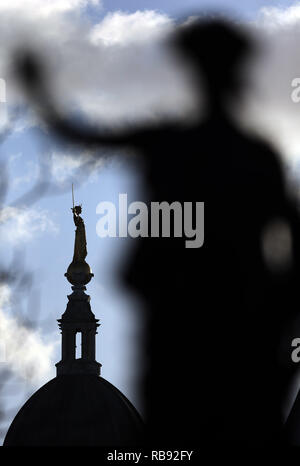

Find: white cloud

[257,3,300,28]
[90,10,172,46]
[51,150,104,184]
[11,159,39,188]
[0,206,58,243]
[0,7,195,126]
[235,3,300,166]
[0,0,101,18]
[0,284,57,384]
[1,1,300,170]
[51,152,83,183]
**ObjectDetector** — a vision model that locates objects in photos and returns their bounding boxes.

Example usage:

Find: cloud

[1,1,300,169]
[51,152,84,183]
[59,10,194,123]
[90,10,172,46]
[50,150,104,186]
[235,3,300,167]
[0,0,101,18]
[10,158,40,189]
[257,3,300,28]
[0,206,58,243]
[0,284,57,384]
[7,148,105,196]
[0,8,195,126]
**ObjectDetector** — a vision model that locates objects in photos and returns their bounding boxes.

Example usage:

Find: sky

[1,0,300,444]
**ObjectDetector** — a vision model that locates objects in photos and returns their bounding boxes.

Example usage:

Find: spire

[56,203,101,376]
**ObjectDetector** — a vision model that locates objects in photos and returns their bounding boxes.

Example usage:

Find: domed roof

[4,375,144,446]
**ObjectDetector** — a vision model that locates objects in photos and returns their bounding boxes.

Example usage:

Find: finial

[72,182,75,210]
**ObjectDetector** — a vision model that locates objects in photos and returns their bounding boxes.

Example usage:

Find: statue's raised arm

[14,52,149,149]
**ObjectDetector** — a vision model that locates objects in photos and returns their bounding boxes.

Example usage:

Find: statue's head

[74,205,82,215]
[172,18,254,102]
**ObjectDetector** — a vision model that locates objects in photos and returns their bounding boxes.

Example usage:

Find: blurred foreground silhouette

[13,18,300,446]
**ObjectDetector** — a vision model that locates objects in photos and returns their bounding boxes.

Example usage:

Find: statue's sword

[72,183,75,210]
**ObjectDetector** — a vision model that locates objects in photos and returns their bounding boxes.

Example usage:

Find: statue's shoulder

[77,215,85,227]
[73,214,83,226]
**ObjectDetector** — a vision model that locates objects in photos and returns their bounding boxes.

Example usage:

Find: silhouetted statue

[72,205,87,262]
[15,17,300,447]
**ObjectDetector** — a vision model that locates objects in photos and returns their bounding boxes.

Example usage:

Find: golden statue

[65,185,93,287]
[72,205,87,262]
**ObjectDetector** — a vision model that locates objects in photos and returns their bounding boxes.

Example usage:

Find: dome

[4,206,144,446]
[4,375,144,446]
